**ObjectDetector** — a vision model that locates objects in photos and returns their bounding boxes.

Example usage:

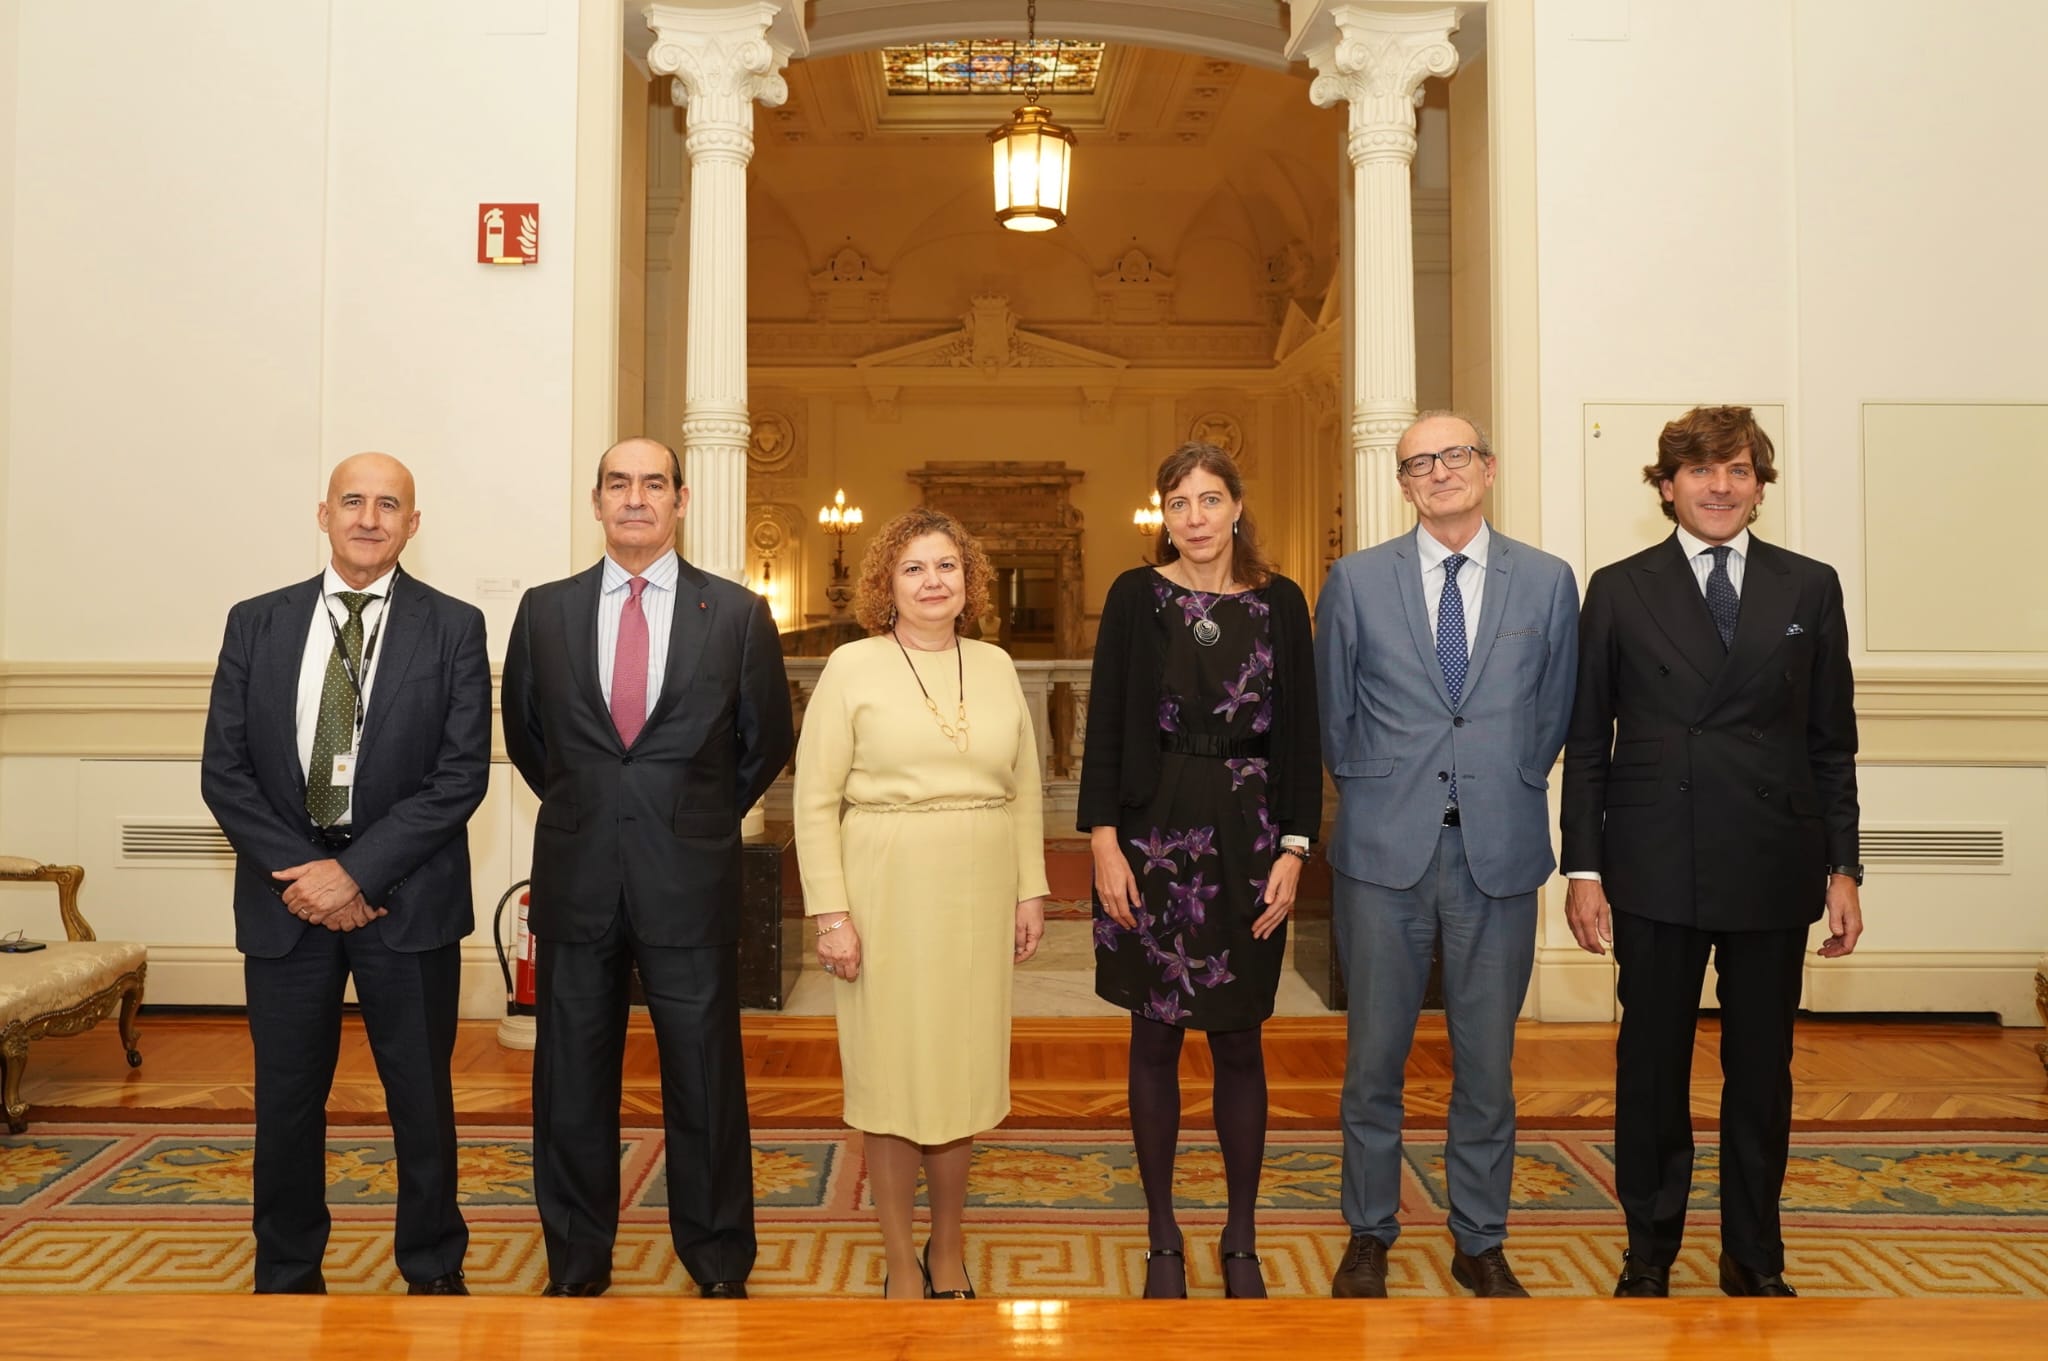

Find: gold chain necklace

[893,630,969,752]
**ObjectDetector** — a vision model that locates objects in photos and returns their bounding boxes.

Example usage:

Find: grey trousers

[1333,825,1537,1255]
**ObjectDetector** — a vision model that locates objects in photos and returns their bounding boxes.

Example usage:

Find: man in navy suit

[1316,412,1579,1298]
[1563,405,1861,1299]
[202,453,491,1295]
[503,437,793,1299]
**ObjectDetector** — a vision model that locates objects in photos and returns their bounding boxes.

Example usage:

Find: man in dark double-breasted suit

[1562,406,1862,1300]
[202,453,491,1296]
[502,437,793,1299]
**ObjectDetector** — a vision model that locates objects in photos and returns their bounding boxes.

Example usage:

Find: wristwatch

[1829,863,1864,886]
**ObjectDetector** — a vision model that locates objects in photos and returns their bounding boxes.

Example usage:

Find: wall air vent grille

[1860,826,2004,867]
[118,820,234,866]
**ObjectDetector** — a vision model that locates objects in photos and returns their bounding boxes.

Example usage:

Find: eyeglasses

[1398,445,1483,478]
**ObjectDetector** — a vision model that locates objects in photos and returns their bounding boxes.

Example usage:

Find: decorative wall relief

[808,243,890,323]
[1186,409,1248,467]
[1095,244,1177,324]
[745,501,807,630]
[1261,240,1316,323]
[747,409,802,476]
[852,295,1129,378]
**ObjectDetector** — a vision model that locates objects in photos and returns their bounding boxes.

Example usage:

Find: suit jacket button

[1437,771,1449,782]
[1688,725,1701,735]
[622,755,635,765]
[1658,665,1671,676]
[1750,728,1764,740]
[1678,781,1691,792]
[1453,716,1466,728]
[1757,786,1770,798]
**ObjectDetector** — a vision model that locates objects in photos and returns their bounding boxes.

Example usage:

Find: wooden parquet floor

[16,1012,2048,1128]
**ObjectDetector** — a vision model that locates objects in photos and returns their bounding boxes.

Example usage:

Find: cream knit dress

[793,635,1050,1144]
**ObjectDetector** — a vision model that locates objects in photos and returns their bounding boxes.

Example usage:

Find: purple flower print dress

[1093,569,1285,1031]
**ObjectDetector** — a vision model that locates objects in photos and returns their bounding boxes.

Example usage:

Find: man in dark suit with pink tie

[502,437,793,1299]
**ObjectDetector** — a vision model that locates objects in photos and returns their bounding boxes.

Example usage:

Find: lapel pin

[699,600,708,610]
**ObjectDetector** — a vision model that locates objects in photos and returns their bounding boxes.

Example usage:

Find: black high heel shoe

[1143,1237,1189,1299]
[1221,1249,1266,1299]
[921,1241,975,1299]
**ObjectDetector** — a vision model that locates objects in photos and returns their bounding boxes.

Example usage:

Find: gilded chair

[0,857,146,1133]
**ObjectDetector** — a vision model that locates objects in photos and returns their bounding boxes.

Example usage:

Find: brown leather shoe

[1451,1246,1530,1298]
[1613,1253,1669,1298]
[1718,1252,1796,1297]
[1330,1232,1390,1299]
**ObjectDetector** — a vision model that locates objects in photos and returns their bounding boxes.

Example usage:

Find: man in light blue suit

[1315,412,1578,1298]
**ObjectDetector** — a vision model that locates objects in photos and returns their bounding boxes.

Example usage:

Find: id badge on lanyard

[323,592,387,785]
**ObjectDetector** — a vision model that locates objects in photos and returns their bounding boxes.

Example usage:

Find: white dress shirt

[1417,520,1490,655]
[597,549,679,719]
[295,564,396,826]
[1675,524,1750,599]
[1567,526,1752,883]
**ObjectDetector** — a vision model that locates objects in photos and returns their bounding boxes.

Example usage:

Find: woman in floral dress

[1080,443,1322,1298]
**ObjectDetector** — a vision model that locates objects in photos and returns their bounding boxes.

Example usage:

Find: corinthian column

[1300,5,1460,549]
[645,2,804,583]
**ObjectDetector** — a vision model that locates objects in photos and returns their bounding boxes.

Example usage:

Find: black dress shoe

[406,1272,469,1296]
[1330,1232,1390,1299]
[256,1278,326,1296]
[920,1242,976,1300]
[1719,1252,1796,1297]
[542,1279,610,1297]
[1451,1246,1531,1298]
[699,1280,748,1299]
[1142,1238,1188,1300]
[1221,1250,1267,1300]
[1613,1253,1670,1298]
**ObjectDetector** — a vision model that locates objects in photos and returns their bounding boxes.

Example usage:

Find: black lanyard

[321,586,389,751]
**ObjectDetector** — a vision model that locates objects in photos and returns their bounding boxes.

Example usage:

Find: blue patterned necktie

[1438,553,1468,806]
[1704,544,1740,650]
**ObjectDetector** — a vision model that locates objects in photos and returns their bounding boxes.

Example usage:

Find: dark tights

[1128,1014,1269,1293]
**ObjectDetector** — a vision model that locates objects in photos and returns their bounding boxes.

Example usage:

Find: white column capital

[1304,5,1461,164]
[645,2,803,161]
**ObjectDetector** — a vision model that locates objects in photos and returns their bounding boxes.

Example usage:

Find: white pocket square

[1784,623,1805,636]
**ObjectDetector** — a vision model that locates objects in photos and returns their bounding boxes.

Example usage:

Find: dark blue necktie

[1704,544,1740,650]
[1438,553,1468,806]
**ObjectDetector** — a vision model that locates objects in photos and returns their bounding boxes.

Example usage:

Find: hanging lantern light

[989,1,1075,233]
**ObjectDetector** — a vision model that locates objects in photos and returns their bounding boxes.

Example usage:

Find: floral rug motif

[2,1124,2044,1296]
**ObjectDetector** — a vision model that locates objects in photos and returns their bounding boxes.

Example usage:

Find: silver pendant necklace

[1187,593,1222,647]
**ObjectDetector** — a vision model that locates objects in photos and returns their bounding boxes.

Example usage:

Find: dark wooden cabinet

[737,820,803,1010]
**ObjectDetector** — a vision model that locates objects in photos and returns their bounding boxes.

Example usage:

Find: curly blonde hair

[851,507,994,636]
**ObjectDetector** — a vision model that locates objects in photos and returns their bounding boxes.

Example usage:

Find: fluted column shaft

[646,3,798,583]
[1307,6,1461,549]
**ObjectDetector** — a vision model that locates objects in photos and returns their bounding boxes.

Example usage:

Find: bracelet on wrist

[1280,845,1312,863]
[815,916,850,937]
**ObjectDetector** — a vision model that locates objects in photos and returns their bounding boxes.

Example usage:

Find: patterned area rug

[2,1124,2044,1296]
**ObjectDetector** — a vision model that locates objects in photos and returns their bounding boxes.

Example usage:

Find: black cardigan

[1076,566,1323,840]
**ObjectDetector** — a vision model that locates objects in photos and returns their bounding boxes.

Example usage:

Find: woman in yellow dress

[794,507,1049,1300]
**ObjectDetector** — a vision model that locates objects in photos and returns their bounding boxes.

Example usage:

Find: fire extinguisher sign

[477,203,540,265]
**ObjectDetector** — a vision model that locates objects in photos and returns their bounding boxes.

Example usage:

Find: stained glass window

[881,41,1103,96]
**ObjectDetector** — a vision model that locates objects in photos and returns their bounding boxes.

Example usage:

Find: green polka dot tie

[306,592,374,827]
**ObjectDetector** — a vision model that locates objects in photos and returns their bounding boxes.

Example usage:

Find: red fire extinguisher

[492,880,536,1016]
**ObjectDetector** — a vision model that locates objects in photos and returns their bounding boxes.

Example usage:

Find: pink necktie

[611,576,650,747]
